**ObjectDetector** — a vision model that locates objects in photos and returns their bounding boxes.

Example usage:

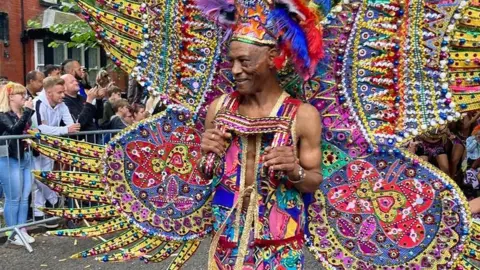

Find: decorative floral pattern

[104,106,214,241]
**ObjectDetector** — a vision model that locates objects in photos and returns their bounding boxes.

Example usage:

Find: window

[34,40,102,82]
[53,43,67,65]
[34,40,45,71]
[0,13,8,42]
[86,47,101,86]
[71,47,83,64]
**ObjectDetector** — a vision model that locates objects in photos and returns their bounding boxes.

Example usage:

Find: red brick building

[0,0,127,88]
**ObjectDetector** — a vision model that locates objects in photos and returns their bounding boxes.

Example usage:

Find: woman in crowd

[417,125,455,175]
[132,103,148,122]
[449,112,480,179]
[0,82,35,245]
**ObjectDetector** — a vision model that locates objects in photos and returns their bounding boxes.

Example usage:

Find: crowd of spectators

[0,59,150,245]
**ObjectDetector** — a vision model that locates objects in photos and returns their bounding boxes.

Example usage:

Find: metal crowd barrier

[0,129,121,252]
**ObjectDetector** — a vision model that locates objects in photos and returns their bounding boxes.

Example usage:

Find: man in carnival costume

[197,0,325,268]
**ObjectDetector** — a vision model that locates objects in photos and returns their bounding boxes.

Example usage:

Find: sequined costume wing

[447,1,480,112]
[300,0,480,269]
[76,0,234,126]
[28,106,213,268]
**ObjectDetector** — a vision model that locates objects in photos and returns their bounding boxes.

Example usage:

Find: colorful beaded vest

[208,91,304,269]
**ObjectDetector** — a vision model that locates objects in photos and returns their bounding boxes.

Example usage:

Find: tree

[27,0,98,49]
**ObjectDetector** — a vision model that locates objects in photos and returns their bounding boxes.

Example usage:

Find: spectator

[466,125,480,167]
[100,85,122,126]
[95,70,111,89]
[61,59,89,97]
[0,82,35,245]
[0,80,8,213]
[417,125,454,175]
[80,66,93,90]
[62,74,104,137]
[43,65,60,77]
[127,76,143,104]
[464,125,480,194]
[102,99,132,129]
[31,76,80,227]
[132,103,148,122]
[450,112,480,179]
[25,70,45,99]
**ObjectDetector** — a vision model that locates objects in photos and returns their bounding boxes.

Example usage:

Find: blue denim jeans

[0,179,3,199]
[0,154,33,227]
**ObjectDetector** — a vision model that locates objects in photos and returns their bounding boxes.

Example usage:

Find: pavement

[0,233,323,270]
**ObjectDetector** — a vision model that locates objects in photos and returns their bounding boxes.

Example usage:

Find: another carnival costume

[22,0,480,269]
[417,126,451,158]
[210,92,305,269]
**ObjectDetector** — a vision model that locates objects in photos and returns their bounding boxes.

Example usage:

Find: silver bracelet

[289,165,306,184]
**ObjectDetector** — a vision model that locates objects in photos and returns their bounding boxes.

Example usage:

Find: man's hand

[67,123,81,133]
[263,146,297,175]
[86,87,99,103]
[201,129,231,156]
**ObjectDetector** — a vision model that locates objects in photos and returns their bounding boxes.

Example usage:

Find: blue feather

[314,0,331,14]
[267,8,311,74]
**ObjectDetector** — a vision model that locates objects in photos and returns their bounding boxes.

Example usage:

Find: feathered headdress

[196,0,324,79]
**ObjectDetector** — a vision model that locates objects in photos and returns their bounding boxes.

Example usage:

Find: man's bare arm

[287,104,323,193]
[198,96,230,179]
[204,97,221,130]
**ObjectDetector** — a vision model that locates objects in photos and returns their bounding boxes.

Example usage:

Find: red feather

[274,50,288,70]
[278,0,324,78]
[304,21,324,75]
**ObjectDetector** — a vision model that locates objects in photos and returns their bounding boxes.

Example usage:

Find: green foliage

[48,0,98,49]
[26,19,41,29]
[48,20,98,49]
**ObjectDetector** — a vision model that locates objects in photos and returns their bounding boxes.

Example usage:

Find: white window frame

[34,39,45,71]
[71,45,85,66]
[86,47,101,86]
[34,39,101,80]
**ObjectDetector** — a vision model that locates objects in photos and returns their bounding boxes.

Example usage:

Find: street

[0,234,323,270]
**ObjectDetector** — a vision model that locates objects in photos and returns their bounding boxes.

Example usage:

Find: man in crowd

[62,74,104,142]
[100,85,122,126]
[25,70,45,99]
[31,76,80,228]
[44,65,61,77]
[61,59,89,97]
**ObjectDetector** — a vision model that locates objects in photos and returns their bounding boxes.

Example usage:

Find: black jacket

[0,108,34,160]
[63,95,103,131]
[101,116,127,130]
[100,101,114,126]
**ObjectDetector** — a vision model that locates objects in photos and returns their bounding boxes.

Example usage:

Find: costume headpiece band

[196,0,324,79]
